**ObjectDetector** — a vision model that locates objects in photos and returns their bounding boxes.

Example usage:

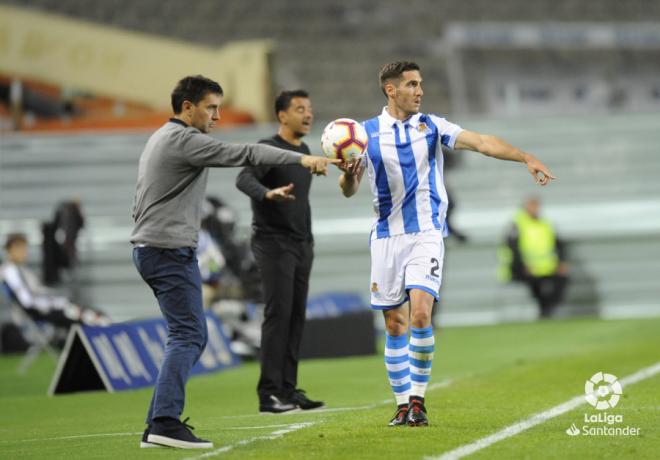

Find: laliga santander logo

[565,371,640,437]
[584,372,622,410]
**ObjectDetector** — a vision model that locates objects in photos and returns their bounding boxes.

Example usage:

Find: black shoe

[259,395,298,414]
[147,417,213,449]
[290,389,325,410]
[388,404,409,426]
[407,397,429,427]
[139,427,162,448]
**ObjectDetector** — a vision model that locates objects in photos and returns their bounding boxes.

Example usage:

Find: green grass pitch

[1,316,659,459]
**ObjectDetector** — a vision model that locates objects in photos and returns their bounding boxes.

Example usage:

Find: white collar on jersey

[380,107,424,128]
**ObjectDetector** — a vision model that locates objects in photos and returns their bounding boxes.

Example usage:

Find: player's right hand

[300,155,339,176]
[336,159,362,177]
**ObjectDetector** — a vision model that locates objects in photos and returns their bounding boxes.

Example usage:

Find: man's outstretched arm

[454,130,556,186]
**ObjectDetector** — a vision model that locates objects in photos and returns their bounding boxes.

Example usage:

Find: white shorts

[369,229,444,310]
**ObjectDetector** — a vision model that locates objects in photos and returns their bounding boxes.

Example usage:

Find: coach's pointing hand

[300,155,339,176]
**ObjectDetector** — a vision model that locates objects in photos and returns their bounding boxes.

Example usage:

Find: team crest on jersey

[371,282,379,293]
[417,122,428,133]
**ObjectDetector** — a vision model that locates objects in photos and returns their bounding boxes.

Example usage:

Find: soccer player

[236,90,324,414]
[337,61,555,427]
[131,75,334,449]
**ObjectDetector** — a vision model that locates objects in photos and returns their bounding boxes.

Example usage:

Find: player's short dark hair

[379,61,421,97]
[4,233,27,250]
[171,75,223,114]
[274,90,310,117]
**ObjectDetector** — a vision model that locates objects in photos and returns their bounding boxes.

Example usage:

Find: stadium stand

[2,112,659,324]
[2,0,660,120]
[1,0,659,324]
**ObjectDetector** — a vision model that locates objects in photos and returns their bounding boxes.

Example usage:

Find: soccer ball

[320,118,368,161]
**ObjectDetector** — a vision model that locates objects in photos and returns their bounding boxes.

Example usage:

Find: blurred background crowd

[1,0,659,353]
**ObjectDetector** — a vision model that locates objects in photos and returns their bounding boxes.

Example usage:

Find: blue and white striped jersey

[363,107,463,239]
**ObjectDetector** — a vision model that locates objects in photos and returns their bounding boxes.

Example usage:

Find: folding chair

[1,282,59,374]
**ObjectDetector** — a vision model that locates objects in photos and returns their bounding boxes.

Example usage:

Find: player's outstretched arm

[300,155,340,176]
[337,160,365,197]
[454,130,556,186]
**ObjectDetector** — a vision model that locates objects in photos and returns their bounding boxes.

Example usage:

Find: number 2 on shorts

[430,258,439,277]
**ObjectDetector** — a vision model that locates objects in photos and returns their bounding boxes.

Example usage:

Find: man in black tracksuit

[236,90,324,413]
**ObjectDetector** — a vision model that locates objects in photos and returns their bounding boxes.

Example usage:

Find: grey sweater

[131,119,303,248]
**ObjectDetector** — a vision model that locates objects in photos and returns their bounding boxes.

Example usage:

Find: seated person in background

[1,233,111,328]
[500,197,569,318]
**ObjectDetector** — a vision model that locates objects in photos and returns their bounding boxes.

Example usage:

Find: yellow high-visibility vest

[514,210,559,277]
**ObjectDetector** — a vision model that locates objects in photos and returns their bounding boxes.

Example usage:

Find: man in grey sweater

[131,75,334,449]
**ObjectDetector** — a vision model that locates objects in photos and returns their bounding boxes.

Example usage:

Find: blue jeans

[132,246,207,424]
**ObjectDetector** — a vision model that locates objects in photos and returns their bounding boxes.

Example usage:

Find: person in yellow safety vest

[499,197,569,318]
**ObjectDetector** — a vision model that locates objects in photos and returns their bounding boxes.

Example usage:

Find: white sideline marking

[181,422,317,460]
[226,423,302,430]
[0,423,309,444]
[0,378,453,445]
[219,378,453,418]
[0,432,143,443]
[183,379,452,458]
[427,361,660,460]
